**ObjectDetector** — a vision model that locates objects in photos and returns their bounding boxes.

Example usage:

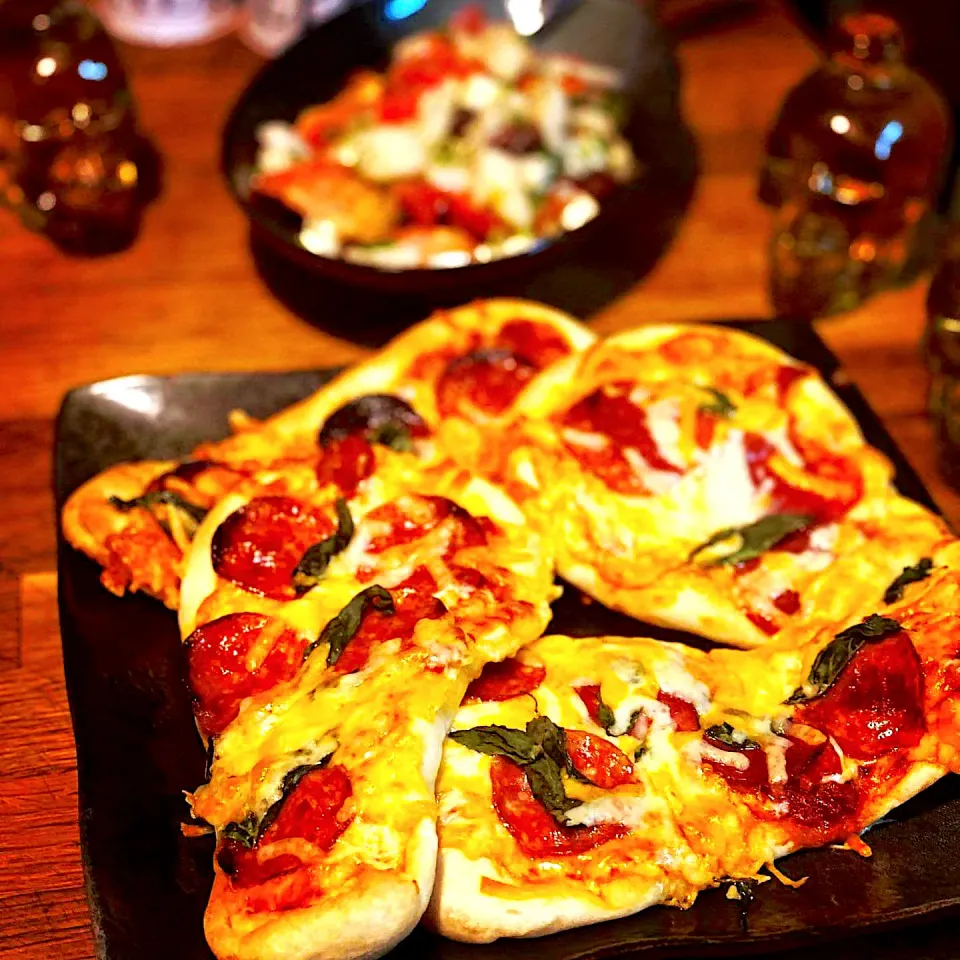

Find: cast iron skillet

[221,0,692,295]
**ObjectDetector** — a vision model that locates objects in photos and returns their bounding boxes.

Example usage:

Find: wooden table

[2,1,957,955]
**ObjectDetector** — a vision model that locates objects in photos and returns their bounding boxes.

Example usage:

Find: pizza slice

[60,298,592,608]
[428,542,960,941]
[178,446,557,960]
[501,323,953,645]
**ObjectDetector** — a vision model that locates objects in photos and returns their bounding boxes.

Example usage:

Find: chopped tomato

[564,730,635,788]
[747,610,781,636]
[694,409,718,450]
[465,658,546,703]
[210,496,336,601]
[490,756,628,857]
[656,690,700,732]
[186,612,305,737]
[773,589,801,615]
[796,630,925,760]
[394,180,449,226]
[447,193,502,241]
[451,3,486,34]
[379,86,421,122]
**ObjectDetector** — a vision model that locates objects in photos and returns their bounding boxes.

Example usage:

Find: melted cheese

[563,794,655,829]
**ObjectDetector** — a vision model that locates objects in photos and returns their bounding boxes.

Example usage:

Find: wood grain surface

[1,1,958,956]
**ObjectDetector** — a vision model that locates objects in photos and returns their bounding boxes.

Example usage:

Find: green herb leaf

[690,513,814,567]
[292,498,354,595]
[596,699,617,734]
[109,490,208,526]
[308,584,395,667]
[219,756,331,848]
[220,813,259,849]
[369,422,413,453]
[448,725,540,765]
[883,558,934,604]
[525,755,581,820]
[698,386,737,419]
[785,613,902,704]
[450,719,585,823]
[704,722,760,750]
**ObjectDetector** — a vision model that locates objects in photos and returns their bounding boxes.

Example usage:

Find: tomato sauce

[331,566,446,675]
[211,496,336,601]
[796,631,926,760]
[186,612,306,737]
[743,432,861,523]
[490,756,628,857]
[564,730,635,788]
[560,382,683,495]
[464,658,546,703]
[219,765,352,889]
[436,348,538,418]
[497,319,571,368]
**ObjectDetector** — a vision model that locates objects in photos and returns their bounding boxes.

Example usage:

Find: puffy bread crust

[426,848,665,942]
[61,459,183,609]
[205,821,436,960]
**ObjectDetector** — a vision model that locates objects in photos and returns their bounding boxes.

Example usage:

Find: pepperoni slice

[795,630,925,761]
[315,435,375,498]
[497,320,571,368]
[564,730,635,788]
[776,736,858,830]
[211,496,335,600]
[656,691,700,732]
[332,566,446,675]
[700,731,768,792]
[490,756,628,858]
[744,433,861,523]
[185,612,306,737]
[561,383,683,495]
[574,684,608,728]
[694,408,719,450]
[364,495,495,555]
[218,765,352,888]
[464,658,546,703]
[436,348,538,419]
[147,460,247,508]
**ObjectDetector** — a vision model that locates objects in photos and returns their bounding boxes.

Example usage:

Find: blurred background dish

[222,0,698,299]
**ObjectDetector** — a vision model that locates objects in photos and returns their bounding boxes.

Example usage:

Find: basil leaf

[526,715,588,782]
[203,738,216,781]
[308,585,395,667]
[698,386,736,419]
[883,558,934,604]
[689,513,814,567]
[448,725,541,765]
[109,490,208,526]
[785,613,902,704]
[596,699,617,734]
[292,498,354,595]
[633,744,647,762]
[704,722,760,750]
[220,813,259,849]
[525,755,581,822]
[219,756,331,849]
[369,422,413,453]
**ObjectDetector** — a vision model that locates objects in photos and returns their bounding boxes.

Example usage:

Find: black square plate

[54,320,960,960]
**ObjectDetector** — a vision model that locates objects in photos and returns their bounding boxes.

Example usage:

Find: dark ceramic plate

[221,0,697,299]
[55,320,960,960]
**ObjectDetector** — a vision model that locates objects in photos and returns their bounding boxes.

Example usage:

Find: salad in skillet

[253,5,637,269]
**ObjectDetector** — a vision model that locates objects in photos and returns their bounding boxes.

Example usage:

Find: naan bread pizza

[57,299,960,960]
[60,298,593,609]
[429,541,960,940]
[179,445,556,960]
[500,324,953,645]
